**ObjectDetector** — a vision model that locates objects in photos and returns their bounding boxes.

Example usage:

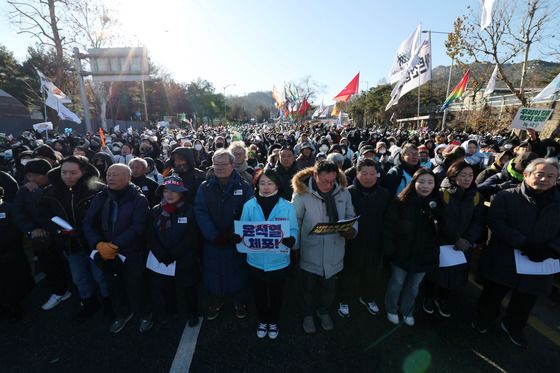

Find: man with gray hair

[474,158,560,348]
[129,157,159,207]
[228,141,254,184]
[194,148,254,320]
[84,163,152,334]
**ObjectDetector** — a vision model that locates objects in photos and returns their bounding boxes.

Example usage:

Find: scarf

[312,178,338,223]
[256,191,279,220]
[507,160,524,182]
[101,187,128,233]
[158,199,184,231]
[353,177,377,195]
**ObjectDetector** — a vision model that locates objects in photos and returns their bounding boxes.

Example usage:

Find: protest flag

[440,69,471,111]
[333,73,359,102]
[532,72,560,103]
[388,25,421,84]
[480,0,496,30]
[483,64,499,97]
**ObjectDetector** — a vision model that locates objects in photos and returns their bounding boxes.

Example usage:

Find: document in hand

[309,216,359,235]
[51,216,74,231]
[146,251,176,276]
[439,245,467,267]
[514,249,560,275]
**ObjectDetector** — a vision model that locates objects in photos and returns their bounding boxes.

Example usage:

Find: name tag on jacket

[178,217,188,224]
[233,189,243,196]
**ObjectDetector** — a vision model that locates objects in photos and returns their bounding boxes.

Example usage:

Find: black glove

[339,227,356,240]
[213,232,229,246]
[230,233,242,245]
[524,244,558,262]
[281,236,296,249]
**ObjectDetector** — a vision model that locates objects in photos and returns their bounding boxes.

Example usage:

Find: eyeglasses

[214,163,231,168]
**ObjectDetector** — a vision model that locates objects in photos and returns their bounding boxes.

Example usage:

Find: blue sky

[1,0,475,103]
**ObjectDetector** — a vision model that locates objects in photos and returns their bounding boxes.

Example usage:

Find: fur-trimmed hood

[292,167,348,195]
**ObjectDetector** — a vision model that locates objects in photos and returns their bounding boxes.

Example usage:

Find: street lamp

[223,83,236,123]
[422,30,453,130]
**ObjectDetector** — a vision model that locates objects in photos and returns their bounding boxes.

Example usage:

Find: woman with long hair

[384,168,441,326]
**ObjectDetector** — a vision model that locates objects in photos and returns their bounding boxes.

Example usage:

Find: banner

[310,216,359,235]
[33,121,53,133]
[36,69,70,102]
[511,107,553,132]
[388,25,421,84]
[399,35,432,97]
[480,0,496,30]
[45,91,81,123]
[440,69,471,111]
[234,220,290,254]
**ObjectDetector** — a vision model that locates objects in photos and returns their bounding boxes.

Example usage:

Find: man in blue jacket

[194,149,253,320]
[83,164,151,334]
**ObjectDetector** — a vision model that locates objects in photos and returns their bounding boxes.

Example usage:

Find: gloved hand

[153,248,173,265]
[96,242,119,260]
[454,238,472,252]
[339,227,356,240]
[281,236,296,249]
[213,233,230,246]
[230,233,242,245]
[524,244,557,262]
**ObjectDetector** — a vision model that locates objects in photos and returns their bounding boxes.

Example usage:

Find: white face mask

[378,148,386,155]
[194,144,203,151]
[320,145,329,153]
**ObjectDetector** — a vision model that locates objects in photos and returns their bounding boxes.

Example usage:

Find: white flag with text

[484,64,499,97]
[388,25,421,84]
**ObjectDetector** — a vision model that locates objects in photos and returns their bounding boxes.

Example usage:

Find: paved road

[3,269,560,373]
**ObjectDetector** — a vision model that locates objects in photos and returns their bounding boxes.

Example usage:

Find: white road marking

[169,318,203,373]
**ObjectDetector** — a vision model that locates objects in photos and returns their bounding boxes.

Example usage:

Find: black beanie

[33,144,58,162]
[24,158,52,175]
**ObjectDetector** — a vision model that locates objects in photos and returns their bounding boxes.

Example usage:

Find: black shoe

[76,297,100,322]
[206,306,220,320]
[471,320,488,334]
[501,322,527,348]
[422,298,435,315]
[435,299,451,318]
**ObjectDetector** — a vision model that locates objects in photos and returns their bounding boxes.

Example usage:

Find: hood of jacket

[47,162,102,190]
[171,146,196,169]
[292,166,347,196]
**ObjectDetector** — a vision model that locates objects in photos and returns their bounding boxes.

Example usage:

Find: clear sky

[1,0,476,103]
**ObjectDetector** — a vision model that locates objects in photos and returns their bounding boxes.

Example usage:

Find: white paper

[439,245,467,268]
[146,250,176,276]
[51,216,74,231]
[89,250,126,263]
[514,249,560,275]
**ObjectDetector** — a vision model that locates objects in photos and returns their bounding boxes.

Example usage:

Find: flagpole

[417,26,422,129]
[441,59,454,130]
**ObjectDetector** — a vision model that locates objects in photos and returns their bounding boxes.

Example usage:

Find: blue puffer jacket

[83,183,149,261]
[240,197,299,272]
[194,170,253,295]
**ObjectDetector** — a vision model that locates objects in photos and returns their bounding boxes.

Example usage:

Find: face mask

[215,143,224,149]
[378,148,386,155]
[320,145,329,153]
[194,144,203,151]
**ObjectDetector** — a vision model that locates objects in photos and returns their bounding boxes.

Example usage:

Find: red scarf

[159,199,184,231]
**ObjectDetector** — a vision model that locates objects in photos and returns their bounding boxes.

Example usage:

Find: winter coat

[12,185,45,234]
[148,202,201,287]
[274,163,299,201]
[477,161,521,199]
[475,163,502,185]
[83,183,149,261]
[131,175,160,207]
[291,167,357,279]
[0,171,18,203]
[240,197,299,272]
[431,178,485,289]
[296,154,315,170]
[38,164,104,254]
[383,161,419,197]
[193,170,253,295]
[478,183,560,296]
[384,193,440,273]
[235,161,255,185]
[345,180,391,271]
[171,147,206,201]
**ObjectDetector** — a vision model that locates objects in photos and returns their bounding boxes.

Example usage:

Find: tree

[0,45,33,107]
[447,0,559,106]
[8,0,68,83]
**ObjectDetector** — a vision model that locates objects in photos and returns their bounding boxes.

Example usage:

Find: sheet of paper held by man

[514,249,560,275]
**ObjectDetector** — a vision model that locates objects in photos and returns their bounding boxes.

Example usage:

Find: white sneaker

[41,291,71,310]
[359,297,380,315]
[268,324,279,340]
[256,323,268,339]
[403,315,415,326]
[386,312,399,325]
[337,303,350,318]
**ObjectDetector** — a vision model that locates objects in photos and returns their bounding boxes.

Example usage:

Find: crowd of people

[1,121,559,348]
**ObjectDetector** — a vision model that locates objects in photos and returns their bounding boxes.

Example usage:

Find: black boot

[76,296,100,322]
[102,296,115,321]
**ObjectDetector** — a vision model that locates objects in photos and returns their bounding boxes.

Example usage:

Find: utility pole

[73,48,92,133]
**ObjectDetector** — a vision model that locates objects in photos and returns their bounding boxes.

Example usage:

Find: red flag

[99,128,105,147]
[298,98,310,115]
[333,73,360,102]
